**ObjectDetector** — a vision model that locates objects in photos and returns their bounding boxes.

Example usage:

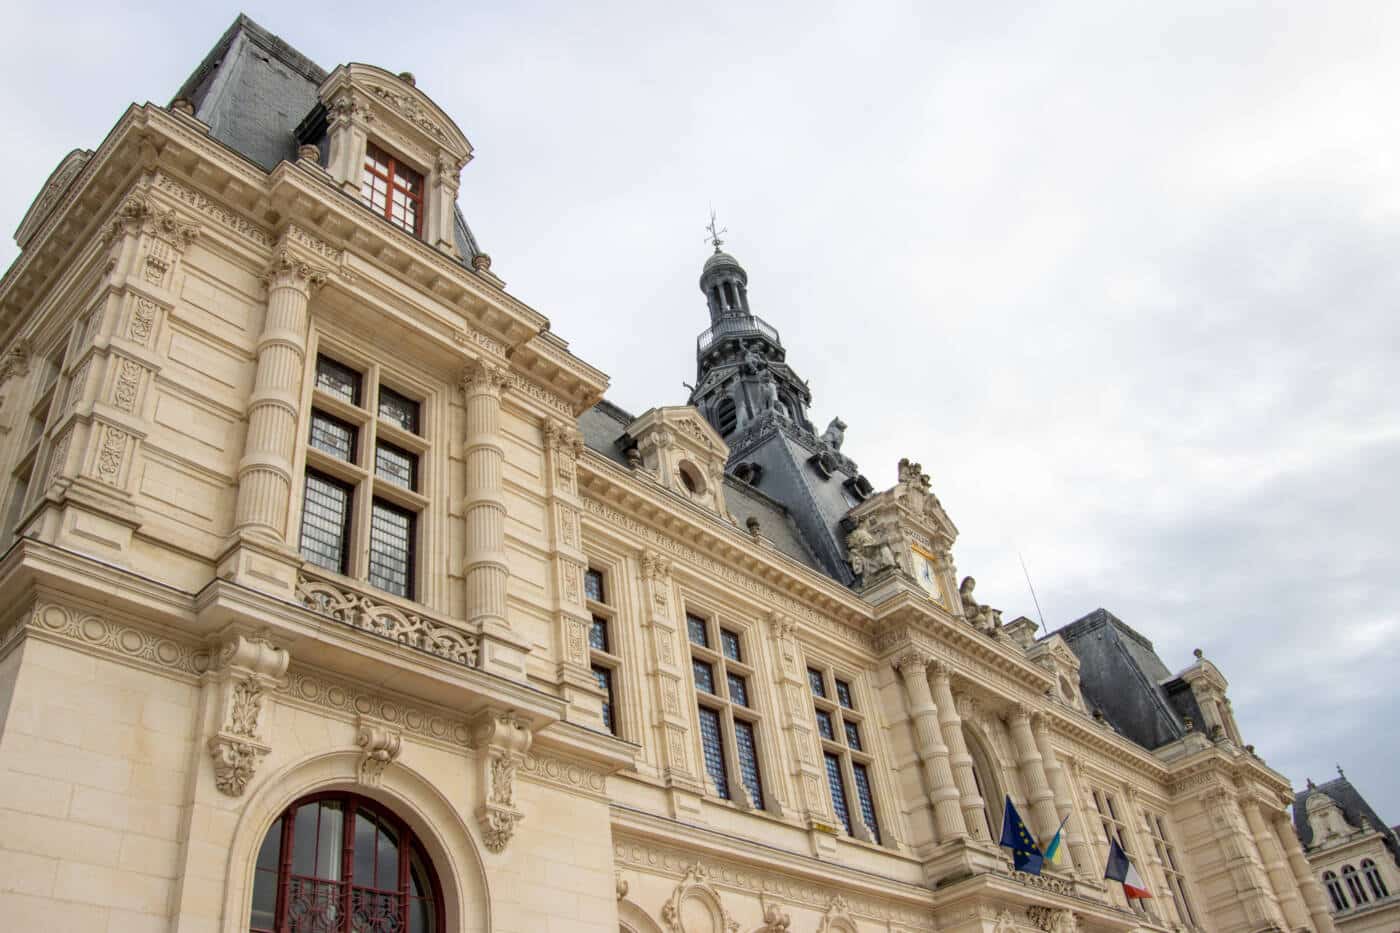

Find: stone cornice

[2,104,608,419]
[579,449,874,641]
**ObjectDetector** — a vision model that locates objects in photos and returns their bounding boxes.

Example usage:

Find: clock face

[911,546,941,601]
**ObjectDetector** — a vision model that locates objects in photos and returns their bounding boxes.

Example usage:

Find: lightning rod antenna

[1019,551,1048,636]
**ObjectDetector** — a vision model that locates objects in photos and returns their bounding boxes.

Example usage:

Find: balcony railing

[697,314,780,353]
[294,568,479,668]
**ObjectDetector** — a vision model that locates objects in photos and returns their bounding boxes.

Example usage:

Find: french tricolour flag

[1104,838,1152,899]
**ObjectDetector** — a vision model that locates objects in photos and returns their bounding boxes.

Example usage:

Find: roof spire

[705,207,727,253]
[1337,764,1346,780]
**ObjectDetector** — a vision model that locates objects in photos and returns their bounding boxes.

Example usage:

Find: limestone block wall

[0,626,200,932]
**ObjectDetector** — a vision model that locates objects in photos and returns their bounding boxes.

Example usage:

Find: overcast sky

[3,2,1396,820]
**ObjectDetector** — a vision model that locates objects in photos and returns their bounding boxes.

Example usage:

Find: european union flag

[999,796,1044,875]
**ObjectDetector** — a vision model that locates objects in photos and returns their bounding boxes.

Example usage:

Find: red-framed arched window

[250,792,443,933]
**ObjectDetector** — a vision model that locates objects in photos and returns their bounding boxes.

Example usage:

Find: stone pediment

[320,64,472,169]
[626,406,731,518]
[15,148,93,250]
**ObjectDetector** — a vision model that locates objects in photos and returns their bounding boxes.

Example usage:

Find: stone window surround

[682,600,778,815]
[295,332,436,604]
[1091,785,1153,918]
[1143,805,1200,927]
[806,658,883,845]
[318,63,472,259]
[2,332,72,541]
[585,563,623,738]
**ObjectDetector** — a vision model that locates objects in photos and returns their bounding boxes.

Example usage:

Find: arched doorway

[249,791,444,932]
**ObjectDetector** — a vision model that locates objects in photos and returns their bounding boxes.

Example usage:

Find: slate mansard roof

[1293,776,1400,868]
[175,15,486,264]
[1051,609,1204,751]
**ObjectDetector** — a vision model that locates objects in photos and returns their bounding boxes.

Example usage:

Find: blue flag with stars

[999,796,1045,875]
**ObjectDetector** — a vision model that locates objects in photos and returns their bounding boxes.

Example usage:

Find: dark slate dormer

[1293,774,1400,869]
[686,239,866,585]
[171,14,488,267]
[1054,609,1199,749]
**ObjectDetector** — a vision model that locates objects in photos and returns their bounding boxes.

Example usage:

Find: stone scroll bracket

[356,715,403,787]
[470,708,533,853]
[205,629,290,797]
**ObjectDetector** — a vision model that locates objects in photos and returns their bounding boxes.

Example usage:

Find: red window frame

[361,142,425,238]
[250,791,444,933]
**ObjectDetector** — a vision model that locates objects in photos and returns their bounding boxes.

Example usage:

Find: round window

[677,460,707,496]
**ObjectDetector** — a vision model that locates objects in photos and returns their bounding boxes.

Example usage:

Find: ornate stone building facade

[0,15,1336,933]
[1293,771,1400,932]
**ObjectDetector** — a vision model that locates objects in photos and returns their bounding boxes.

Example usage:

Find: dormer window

[362,142,424,238]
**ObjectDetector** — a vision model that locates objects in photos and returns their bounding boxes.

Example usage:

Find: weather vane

[705,207,727,252]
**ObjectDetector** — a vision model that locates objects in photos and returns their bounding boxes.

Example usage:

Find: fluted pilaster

[1007,706,1060,843]
[1241,797,1309,930]
[460,359,510,629]
[1031,716,1086,875]
[894,651,967,842]
[233,249,325,540]
[929,663,987,841]
[1274,811,1338,933]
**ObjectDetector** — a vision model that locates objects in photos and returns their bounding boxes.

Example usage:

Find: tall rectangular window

[585,566,622,737]
[809,664,881,843]
[1093,789,1149,916]
[1149,812,1197,926]
[688,609,767,811]
[367,500,414,597]
[300,471,353,573]
[4,341,70,542]
[299,353,428,601]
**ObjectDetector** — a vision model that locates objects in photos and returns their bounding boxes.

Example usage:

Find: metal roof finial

[1337,764,1346,780]
[705,207,727,253]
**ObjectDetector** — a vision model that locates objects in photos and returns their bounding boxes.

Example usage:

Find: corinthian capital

[892,649,931,676]
[262,248,328,291]
[460,357,510,396]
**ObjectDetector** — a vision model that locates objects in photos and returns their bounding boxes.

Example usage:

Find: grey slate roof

[173,15,485,263]
[1293,776,1400,868]
[576,401,821,571]
[1052,609,1200,750]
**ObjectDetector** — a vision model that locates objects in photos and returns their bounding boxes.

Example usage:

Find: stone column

[1242,797,1310,930]
[929,663,988,841]
[1203,788,1287,931]
[769,612,832,830]
[233,249,325,544]
[894,651,967,842]
[459,359,515,679]
[1032,716,1086,875]
[1275,811,1338,933]
[1007,706,1061,843]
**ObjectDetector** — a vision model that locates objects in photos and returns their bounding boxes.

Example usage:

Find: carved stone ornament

[892,649,931,677]
[816,894,859,933]
[262,247,328,292]
[0,338,31,385]
[757,899,791,931]
[845,515,898,582]
[994,908,1019,933]
[296,571,479,667]
[356,717,403,787]
[206,630,289,797]
[471,709,533,853]
[660,863,740,933]
[959,576,1004,635]
[1025,906,1080,933]
[460,357,510,398]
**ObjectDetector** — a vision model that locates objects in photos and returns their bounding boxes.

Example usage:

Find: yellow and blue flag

[1043,813,1070,867]
[999,796,1044,875]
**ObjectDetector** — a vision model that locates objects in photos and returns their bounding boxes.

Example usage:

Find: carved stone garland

[471,709,532,852]
[206,631,290,796]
